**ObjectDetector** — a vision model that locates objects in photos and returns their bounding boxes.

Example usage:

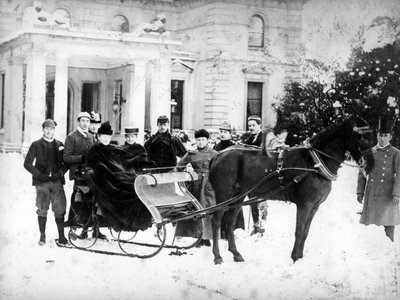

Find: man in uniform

[177,129,218,246]
[144,115,187,169]
[357,118,400,241]
[24,119,68,245]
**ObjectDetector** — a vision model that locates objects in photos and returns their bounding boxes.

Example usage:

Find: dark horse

[208,117,373,264]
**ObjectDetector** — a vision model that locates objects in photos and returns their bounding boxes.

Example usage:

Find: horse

[208,117,373,264]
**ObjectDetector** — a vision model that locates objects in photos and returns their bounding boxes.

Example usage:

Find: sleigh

[63,151,206,258]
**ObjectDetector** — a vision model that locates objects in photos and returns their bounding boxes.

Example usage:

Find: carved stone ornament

[242,63,272,74]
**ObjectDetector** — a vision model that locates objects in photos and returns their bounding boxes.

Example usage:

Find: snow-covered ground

[0,153,399,300]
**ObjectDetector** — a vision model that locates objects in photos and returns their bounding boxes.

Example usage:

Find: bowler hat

[77,112,91,121]
[219,121,232,131]
[42,119,57,128]
[124,127,139,135]
[98,121,113,135]
[248,115,261,124]
[378,117,394,133]
[157,115,169,124]
[195,129,210,139]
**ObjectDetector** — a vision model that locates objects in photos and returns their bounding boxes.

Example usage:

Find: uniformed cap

[98,121,113,135]
[42,119,57,128]
[248,115,261,124]
[157,115,169,124]
[194,129,210,139]
[77,112,91,121]
[378,117,394,133]
[124,127,139,135]
[90,111,101,124]
[219,121,232,131]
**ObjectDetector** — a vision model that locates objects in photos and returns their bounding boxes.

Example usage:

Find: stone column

[127,61,146,143]
[54,54,69,142]
[150,56,171,132]
[23,52,46,149]
[3,58,24,152]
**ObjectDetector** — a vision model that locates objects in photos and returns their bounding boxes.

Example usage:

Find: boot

[92,227,107,240]
[55,217,68,245]
[384,226,395,242]
[38,216,47,246]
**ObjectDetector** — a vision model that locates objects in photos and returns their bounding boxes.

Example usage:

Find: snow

[1,153,399,300]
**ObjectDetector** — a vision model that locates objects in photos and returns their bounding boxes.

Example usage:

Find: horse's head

[346,116,374,166]
[309,116,374,165]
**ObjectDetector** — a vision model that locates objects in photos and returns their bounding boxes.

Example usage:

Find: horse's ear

[353,126,373,135]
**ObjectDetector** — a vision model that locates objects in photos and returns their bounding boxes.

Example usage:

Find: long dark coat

[176,147,218,239]
[24,138,66,186]
[144,131,187,168]
[357,145,400,225]
[63,130,96,180]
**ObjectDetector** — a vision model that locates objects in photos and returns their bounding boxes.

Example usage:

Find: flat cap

[157,115,169,123]
[248,115,261,124]
[42,119,57,128]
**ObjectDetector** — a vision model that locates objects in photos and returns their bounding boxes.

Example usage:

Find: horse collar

[309,149,338,181]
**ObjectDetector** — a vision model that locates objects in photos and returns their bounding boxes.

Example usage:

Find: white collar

[42,136,54,143]
[77,126,88,136]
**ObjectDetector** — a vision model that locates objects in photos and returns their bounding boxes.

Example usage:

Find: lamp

[112,94,127,113]
[170,98,177,113]
[333,100,342,116]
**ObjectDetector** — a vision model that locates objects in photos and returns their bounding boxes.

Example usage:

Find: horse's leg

[291,203,312,262]
[226,205,245,262]
[211,210,224,264]
[297,203,321,260]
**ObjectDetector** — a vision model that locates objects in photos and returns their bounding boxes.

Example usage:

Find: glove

[357,194,363,204]
[81,155,86,163]
[51,171,63,182]
[38,173,51,182]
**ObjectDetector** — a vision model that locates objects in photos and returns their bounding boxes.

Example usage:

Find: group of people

[24,111,400,248]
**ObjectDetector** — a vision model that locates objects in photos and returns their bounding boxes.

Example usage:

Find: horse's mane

[309,118,354,148]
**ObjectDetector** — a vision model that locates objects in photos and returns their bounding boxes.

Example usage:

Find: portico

[0,26,182,152]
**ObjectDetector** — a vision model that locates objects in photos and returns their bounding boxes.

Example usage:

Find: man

[24,119,68,245]
[64,112,107,239]
[144,115,187,169]
[357,118,400,242]
[243,115,268,236]
[88,111,102,142]
[244,115,263,146]
[177,129,218,246]
[214,121,235,152]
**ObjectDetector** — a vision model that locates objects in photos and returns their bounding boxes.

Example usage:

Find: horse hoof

[214,258,223,264]
[233,255,244,262]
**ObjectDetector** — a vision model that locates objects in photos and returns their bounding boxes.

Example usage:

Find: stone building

[0,0,304,152]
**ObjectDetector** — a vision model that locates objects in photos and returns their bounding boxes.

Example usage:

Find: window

[114,80,123,133]
[247,82,263,122]
[45,80,55,120]
[0,73,4,129]
[248,15,264,48]
[111,15,129,32]
[170,80,184,129]
[81,82,99,113]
